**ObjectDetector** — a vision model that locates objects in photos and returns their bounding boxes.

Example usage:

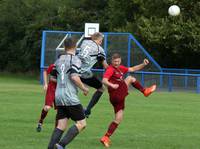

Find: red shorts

[45,81,57,108]
[108,80,128,113]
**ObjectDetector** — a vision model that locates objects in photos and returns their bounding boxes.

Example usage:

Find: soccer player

[48,37,89,149]
[77,32,108,117]
[100,53,156,148]
[36,64,57,132]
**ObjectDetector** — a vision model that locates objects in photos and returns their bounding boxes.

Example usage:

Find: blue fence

[40,30,200,93]
[92,69,200,93]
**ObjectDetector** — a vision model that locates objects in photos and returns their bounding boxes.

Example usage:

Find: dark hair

[91,32,104,41]
[112,53,121,59]
[64,37,76,50]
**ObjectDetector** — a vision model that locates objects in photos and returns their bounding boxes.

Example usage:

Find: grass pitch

[1,74,200,149]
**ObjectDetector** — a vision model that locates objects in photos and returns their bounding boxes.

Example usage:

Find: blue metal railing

[134,71,200,93]
[162,68,200,73]
[40,30,200,93]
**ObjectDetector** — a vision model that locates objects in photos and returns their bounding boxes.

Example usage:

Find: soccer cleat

[84,108,91,118]
[54,144,64,149]
[100,136,111,148]
[143,84,157,97]
[36,123,42,132]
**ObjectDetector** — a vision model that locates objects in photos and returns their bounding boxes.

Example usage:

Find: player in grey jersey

[77,32,108,117]
[48,38,89,149]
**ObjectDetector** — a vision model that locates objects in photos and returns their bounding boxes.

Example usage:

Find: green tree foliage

[0,0,108,72]
[107,0,200,68]
[0,0,199,72]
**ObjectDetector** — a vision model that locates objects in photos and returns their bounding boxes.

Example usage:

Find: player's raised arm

[128,59,149,72]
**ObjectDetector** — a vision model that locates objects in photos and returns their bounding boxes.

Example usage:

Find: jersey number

[80,46,90,58]
[60,64,65,81]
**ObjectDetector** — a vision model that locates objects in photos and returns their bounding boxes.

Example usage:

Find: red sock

[39,109,48,124]
[132,80,145,93]
[105,121,119,137]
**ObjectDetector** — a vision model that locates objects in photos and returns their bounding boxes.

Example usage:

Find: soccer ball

[168,5,180,16]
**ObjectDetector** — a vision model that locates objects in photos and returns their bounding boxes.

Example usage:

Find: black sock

[48,128,64,149]
[86,90,103,112]
[59,125,79,147]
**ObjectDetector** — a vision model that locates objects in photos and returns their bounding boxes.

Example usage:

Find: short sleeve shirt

[55,54,82,106]
[46,64,57,78]
[77,39,106,76]
[103,65,129,81]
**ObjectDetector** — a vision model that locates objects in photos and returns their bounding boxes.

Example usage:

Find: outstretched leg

[124,76,156,97]
[81,76,105,117]
[85,88,104,117]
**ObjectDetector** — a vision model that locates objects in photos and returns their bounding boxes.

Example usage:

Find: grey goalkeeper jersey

[55,54,82,106]
[77,40,106,78]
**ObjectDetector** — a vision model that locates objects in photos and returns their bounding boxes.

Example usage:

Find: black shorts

[56,104,85,121]
[80,76,102,89]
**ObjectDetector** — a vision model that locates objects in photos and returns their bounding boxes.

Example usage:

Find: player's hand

[83,87,89,96]
[143,59,149,65]
[111,84,119,89]
[43,84,48,91]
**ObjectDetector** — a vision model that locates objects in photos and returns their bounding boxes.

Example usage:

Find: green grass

[1,74,200,149]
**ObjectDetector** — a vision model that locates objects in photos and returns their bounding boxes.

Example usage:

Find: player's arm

[43,70,48,91]
[102,60,109,69]
[71,75,89,96]
[102,67,119,89]
[70,57,89,95]
[128,59,149,72]
[98,46,108,69]
[102,78,119,89]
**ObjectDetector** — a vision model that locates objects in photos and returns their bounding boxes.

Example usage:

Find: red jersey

[46,64,57,82]
[103,65,129,82]
[103,65,129,113]
[46,64,55,75]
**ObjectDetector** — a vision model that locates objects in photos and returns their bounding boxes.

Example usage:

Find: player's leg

[80,76,104,117]
[36,105,51,132]
[101,97,125,148]
[56,104,86,148]
[48,106,68,149]
[37,82,56,132]
[106,110,123,136]
[101,110,124,147]
[125,76,145,92]
[124,76,156,97]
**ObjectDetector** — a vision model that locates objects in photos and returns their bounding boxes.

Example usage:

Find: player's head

[64,37,76,51]
[91,32,104,45]
[111,53,121,68]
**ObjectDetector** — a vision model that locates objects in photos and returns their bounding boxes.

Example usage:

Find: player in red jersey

[36,64,57,132]
[100,53,156,147]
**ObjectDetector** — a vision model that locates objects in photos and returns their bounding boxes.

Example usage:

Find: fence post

[103,33,108,55]
[141,72,145,87]
[160,74,163,88]
[40,68,44,84]
[127,35,131,67]
[184,69,188,89]
[168,74,173,92]
[196,77,200,94]
[40,31,46,84]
